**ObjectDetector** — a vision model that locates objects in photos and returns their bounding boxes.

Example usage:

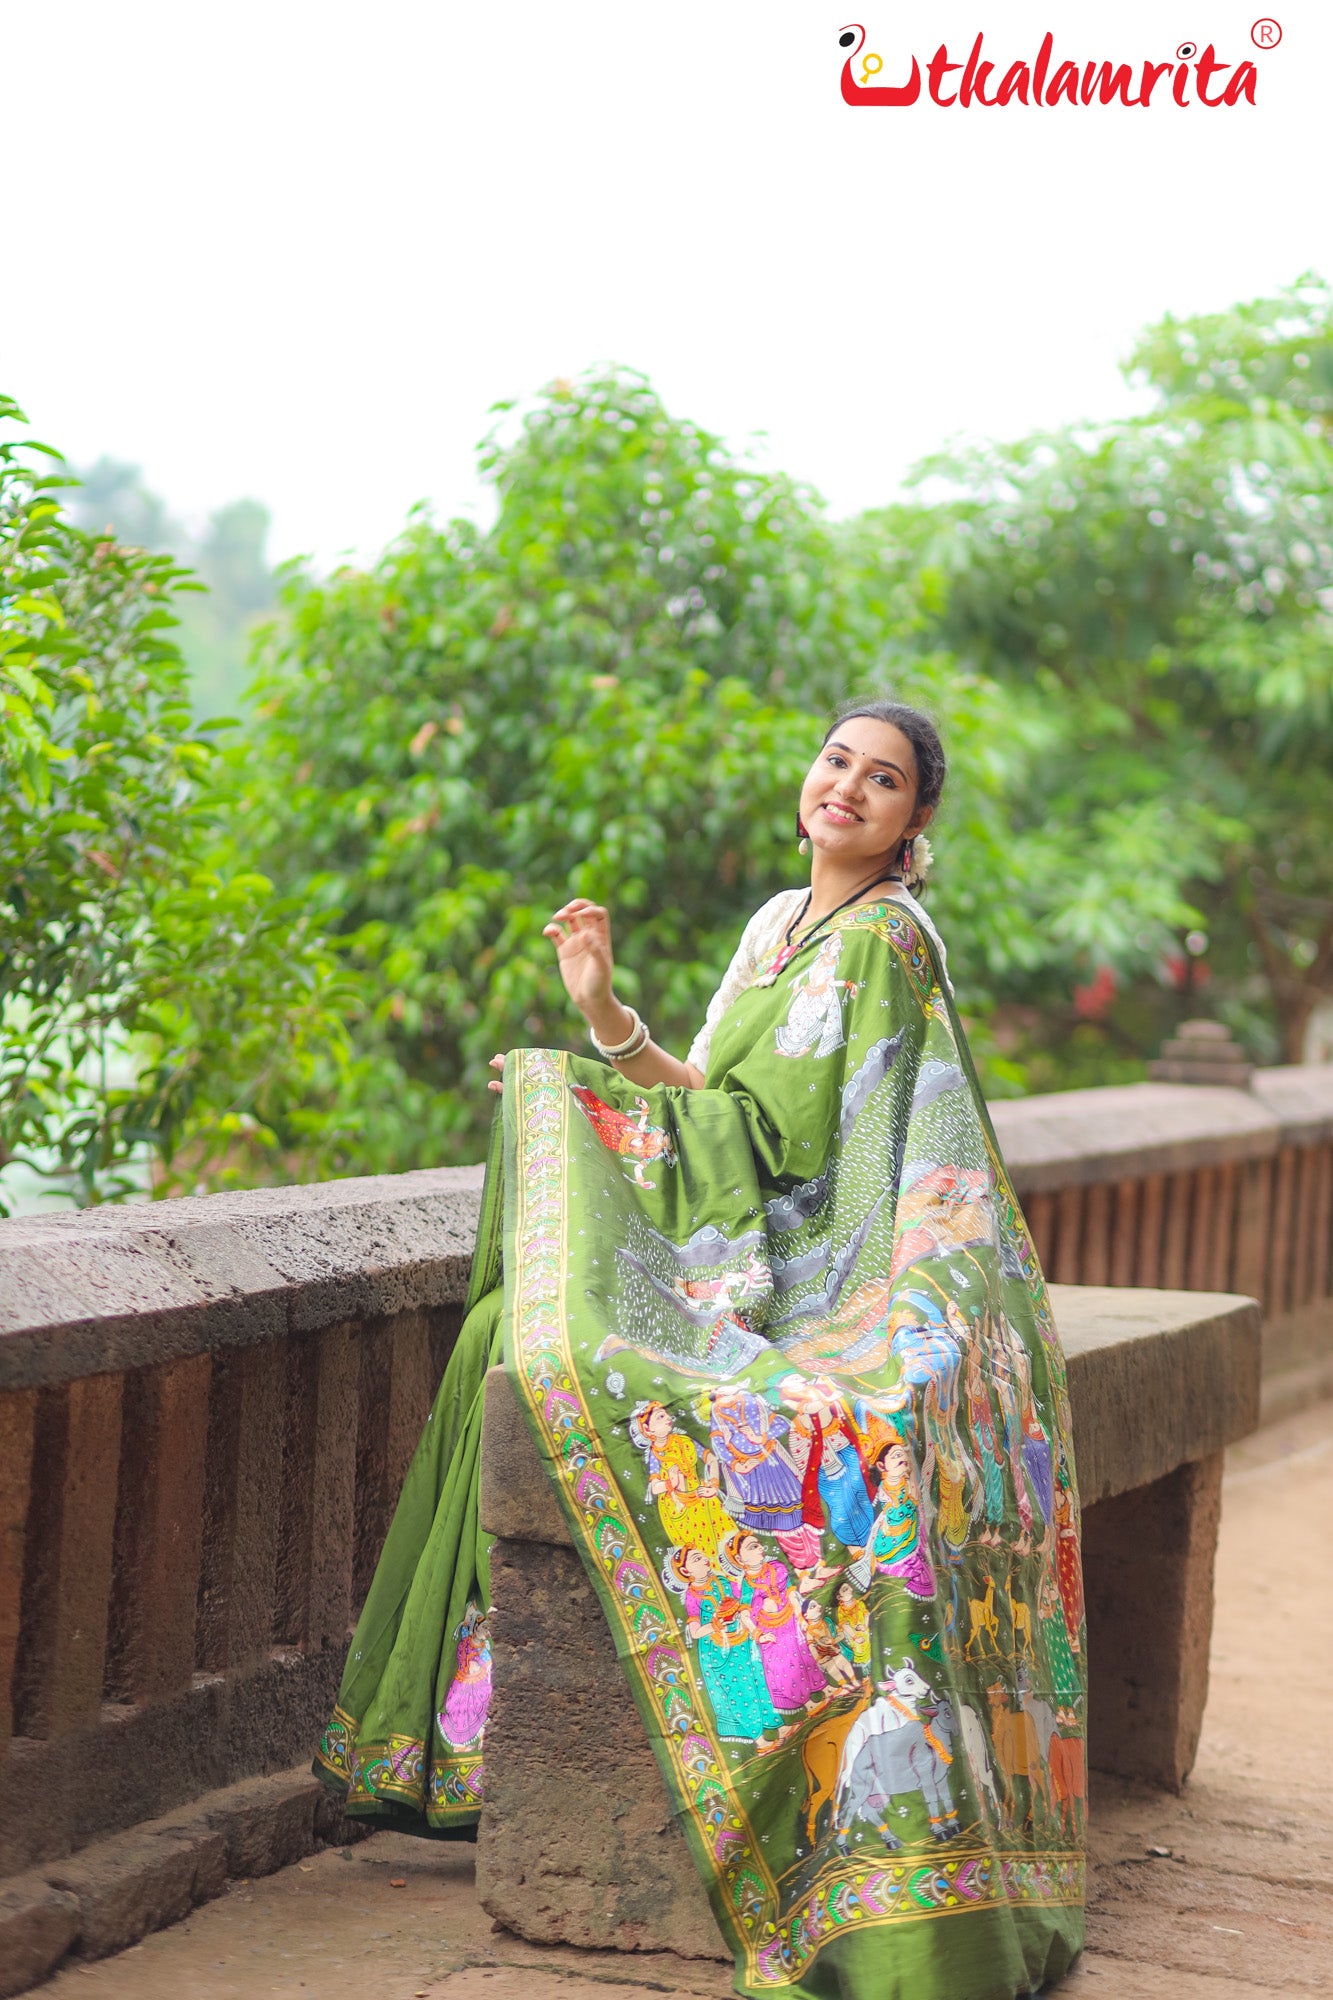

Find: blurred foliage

[872,272,1333,1066]
[9,275,1332,1203]
[0,397,351,1214]
[69,457,277,718]
[237,370,1217,1173]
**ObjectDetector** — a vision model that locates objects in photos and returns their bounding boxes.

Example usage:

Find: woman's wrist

[584,997,637,1047]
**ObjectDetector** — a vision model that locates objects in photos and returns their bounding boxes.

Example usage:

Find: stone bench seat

[475,1284,1261,1960]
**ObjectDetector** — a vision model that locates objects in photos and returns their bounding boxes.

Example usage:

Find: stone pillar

[1082,1451,1223,1791]
[475,1536,727,1960]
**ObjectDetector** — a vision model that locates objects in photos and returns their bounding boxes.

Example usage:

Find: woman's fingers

[546,900,609,932]
[490,1054,505,1070]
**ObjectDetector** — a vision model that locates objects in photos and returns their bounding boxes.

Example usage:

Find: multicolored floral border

[315,1703,483,1820]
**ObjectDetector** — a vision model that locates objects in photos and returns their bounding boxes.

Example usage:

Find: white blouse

[684,883,951,1076]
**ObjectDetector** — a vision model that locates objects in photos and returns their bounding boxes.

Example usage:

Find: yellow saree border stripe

[508,1047,780,1968]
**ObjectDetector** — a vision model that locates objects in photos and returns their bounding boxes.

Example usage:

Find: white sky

[4,0,1329,567]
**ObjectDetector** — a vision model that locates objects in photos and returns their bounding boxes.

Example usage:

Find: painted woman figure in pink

[723,1530,826,1715]
[437,1607,492,1750]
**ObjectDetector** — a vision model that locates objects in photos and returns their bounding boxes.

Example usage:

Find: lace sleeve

[686,891,805,1076]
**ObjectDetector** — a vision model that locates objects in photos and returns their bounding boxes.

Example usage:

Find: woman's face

[684,1546,711,1584]
[799,716,931,869]
[836,1582,855,1607]
[739,1534,765,1572]
[882,1444,911,1483]
[645,1403,672,1442]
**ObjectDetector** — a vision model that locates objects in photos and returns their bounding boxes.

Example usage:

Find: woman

[315,699,1086,1999]
[723,1528,828,1717]
[834,1576,872,1670]
[965,1329,1006,1549]
[800,1594,861,1690]
[707,1387,831,1585]
[629,1397,733,1555]
[869,1437,937,1600]
[670,1543,782,1747]
[437,1607,491,1749]
[778,1373,879,1560]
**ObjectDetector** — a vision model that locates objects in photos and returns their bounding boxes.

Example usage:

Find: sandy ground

[45,1401,1333,2000]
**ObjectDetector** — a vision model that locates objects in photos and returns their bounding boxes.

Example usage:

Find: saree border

[315,1702,485,1820]
[507,994,1084,1990]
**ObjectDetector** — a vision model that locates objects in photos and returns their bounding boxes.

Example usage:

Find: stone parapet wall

[0,1172,482,1882]
[990,1068,1333,1397]
[0,1066,1330,1893]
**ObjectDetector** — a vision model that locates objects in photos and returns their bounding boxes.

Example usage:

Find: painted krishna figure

[316,700,1087,2000]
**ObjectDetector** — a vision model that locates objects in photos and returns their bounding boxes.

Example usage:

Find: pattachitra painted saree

[316,894,1087,2000]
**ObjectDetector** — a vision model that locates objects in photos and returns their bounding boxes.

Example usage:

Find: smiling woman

[316,697,1087,2000]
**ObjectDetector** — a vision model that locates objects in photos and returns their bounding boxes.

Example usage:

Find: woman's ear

[907,804,935,839]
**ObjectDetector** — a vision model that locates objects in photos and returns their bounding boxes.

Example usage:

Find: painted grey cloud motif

[594,1321,768,1378]
[764,1169,832,1234]
[839,1031,905,1142]
[643,1221,765,1268]
[910,1058,965,1113]
[615,1248,755,1325]
[768,1192,891,1328]
[821,1192,891,1309]
[771,1238,833,1296]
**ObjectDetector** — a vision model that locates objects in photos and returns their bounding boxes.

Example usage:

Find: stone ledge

[1249,1062,1333,1146]
[4,1069,1329,1387]
[0,1167,484,1390]
[0,1768,369,1995]
[479,1287,1262,1544]
[1051,1285,1261,1504]
[990,1082,1280,1195]
[0,1879,79,2000]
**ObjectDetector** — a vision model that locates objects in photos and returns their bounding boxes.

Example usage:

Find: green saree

[316,896,1087,1998]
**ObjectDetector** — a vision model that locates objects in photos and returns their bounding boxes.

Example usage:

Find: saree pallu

[316,898,1087,1999]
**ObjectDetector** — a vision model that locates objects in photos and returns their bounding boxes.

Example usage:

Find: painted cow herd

[800,1661,1086,1851]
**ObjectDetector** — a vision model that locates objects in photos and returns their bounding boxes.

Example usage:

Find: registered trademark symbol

[1251,17,1282,47]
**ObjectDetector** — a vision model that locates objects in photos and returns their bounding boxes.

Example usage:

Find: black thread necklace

[757,872,903,986]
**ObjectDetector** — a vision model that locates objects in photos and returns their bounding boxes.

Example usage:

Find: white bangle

[590,1007,651,1061]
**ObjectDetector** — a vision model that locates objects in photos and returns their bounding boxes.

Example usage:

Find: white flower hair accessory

[906,833,933,891]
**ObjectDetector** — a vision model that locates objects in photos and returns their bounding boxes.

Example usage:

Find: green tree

[0,396,350,1213]
[878,274,1333,1065]
[68,461,277,719]
[239,368,1203,1173]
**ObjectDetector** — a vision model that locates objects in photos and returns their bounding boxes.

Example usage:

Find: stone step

[0,1768,368,1996]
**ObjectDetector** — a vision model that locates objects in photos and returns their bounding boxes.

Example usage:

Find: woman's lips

[820,801,862,825]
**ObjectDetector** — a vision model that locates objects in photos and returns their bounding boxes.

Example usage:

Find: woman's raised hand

[542,899,616,1019]
[487,901,623,1095]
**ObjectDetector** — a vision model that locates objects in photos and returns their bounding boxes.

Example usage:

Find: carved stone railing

[0,1064,1329,1983]
[0,1171,481,1887]
[992,1066,1333,1411]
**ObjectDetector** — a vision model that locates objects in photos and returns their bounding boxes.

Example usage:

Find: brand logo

[838,21,1271,107]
